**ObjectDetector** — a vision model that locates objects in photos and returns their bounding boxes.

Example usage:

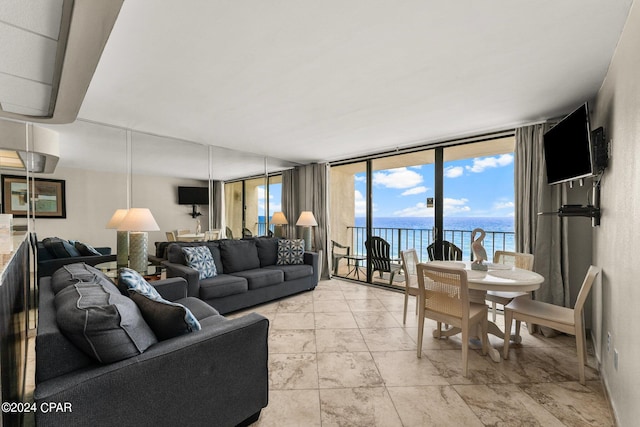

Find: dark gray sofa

[34,263,269,427]
[37,237,115,278]
[162,237,318,315]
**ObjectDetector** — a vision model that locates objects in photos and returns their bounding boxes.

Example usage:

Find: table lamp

[270,212,288,238]
[117,208,160,273]
[106,208,129,267]
[296,211,317,251]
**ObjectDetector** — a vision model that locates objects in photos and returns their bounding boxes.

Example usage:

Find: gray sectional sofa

[34,263,269,427]
[162,237,318,314]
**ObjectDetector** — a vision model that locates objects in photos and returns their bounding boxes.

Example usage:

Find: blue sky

[354,153,514,218]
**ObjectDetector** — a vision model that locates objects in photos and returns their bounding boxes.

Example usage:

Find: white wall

[17,166,208,252]
[591,2,640,425]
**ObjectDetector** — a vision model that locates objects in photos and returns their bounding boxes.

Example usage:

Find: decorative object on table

[195,217,202,234]
[296,211,317,251]
[106,208,129,267]
[1,174,66,218]
[470,228,488,271]
[118,208,160,273]
[270,212,288,238]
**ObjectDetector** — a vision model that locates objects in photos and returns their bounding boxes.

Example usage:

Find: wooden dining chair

[486,251,535,323]
[416,262,488,377]
[400,249,420,324]
[503,265,600,385]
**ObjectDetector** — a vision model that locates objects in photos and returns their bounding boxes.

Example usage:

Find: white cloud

[393,202,432,217]
[444,166,464,178]
[494,201,514,210]
[354,174,366,182]
[466,154,513,173]
[444,197,471,214]
[401,186,428,196]
[354,190,367,216]
[393,197,470,217]
[373,167,423,189]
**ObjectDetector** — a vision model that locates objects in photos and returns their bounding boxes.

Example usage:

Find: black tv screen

[543,103,594,185]
[178,186,209,205]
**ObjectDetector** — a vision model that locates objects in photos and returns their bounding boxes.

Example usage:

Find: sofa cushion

[51,262,116,294]
[74,241,102,256]
[181,246,217,279]
[255,237,279,267]
[219,239,260,273]
[43,237,81,258]
[55,281,157,363]
[231,268,284,290]
[199,274,248,300]
[277,239,305,265]
[119,268,201,340]
[266,264,314,281]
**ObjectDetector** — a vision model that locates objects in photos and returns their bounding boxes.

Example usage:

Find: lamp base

[302,227,312,251]
[128,231,148,273]
[116,230,129,268]
[274,225,284,238]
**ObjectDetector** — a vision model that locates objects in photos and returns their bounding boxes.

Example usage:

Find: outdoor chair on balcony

[365,236,402,285]
[331,240,351,276]
[242,227,253,238]
[427,240,462,261]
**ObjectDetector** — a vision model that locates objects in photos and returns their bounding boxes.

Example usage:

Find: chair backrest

[417,263,469,320]
[177,229,190,236]
[400,249,419,287]
[204,230,220,240]
[427,240,462,261]
[331,240,350,256]
[242,227,253,238]
[225,226,234,239]
[574,266,601,320]
[366,236,391,272]
[493,251,534,270]
[166,231,177,242]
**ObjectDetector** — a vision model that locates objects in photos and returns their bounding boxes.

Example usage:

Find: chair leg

[403,290,409,325]
[389,271,396,285]
[417,306,425,358]
[491,301,497,322]
[461,325,469,377]
[503,310,513,359]
[576,319,587,385]
[480,320,488,356]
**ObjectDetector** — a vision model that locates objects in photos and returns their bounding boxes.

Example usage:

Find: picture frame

[1,175,66,218]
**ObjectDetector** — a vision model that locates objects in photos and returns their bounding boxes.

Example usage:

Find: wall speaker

[591,127,608,173]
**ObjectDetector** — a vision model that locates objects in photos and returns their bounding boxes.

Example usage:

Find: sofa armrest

[94,247,112,255]
[150,277,188,301]
[37,254,117,279]
[34,313,269,427]
[304,251,319,279]
[161,261,200,297]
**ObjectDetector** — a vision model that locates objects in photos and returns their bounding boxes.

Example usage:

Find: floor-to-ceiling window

[329,135,515,287]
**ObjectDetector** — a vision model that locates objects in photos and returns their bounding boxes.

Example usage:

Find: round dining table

[426,260,545,362]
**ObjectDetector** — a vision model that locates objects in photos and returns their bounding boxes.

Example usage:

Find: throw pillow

[43,237,81,258]
[118,268,201,340]
[74,241,102,256]
[277,239,305,265]
[55,281,157,363]
[181,246,217,279]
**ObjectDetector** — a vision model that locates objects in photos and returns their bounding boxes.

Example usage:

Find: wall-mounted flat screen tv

[178,186,209,205]
[543,103,594,185]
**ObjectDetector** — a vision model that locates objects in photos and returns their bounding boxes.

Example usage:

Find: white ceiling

[31,1,636,179]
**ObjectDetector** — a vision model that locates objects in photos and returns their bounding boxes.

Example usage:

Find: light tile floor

[229,278,615,427]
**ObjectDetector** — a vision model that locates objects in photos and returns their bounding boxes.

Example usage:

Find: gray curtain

[281,164,330,279]
[515,124,569,308]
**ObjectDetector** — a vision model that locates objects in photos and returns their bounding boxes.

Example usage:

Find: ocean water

[351,216,515,261]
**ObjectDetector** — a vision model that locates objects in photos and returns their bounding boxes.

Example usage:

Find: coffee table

[94,261,165,281]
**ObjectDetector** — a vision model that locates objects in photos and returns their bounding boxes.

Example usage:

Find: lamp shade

[271,212,288,225]
[106,208,129,228]
[117,208,160,232]
[296,211,318,227]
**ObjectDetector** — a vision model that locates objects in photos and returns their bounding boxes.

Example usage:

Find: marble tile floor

[228,278,615,427]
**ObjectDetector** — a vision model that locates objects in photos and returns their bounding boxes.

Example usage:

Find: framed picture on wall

[1,175,66,218]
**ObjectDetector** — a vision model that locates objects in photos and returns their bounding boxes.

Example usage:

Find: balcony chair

[485,251,535,327]
[426,240,462,261]
[416,262,488,377]
[503,265,601,385]
[365,236,402,285]
[400,249,420,324]
[331,240,350,276]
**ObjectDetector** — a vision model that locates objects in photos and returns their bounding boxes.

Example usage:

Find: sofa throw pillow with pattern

[118,268,201,340]
[277,239,305,265]
[181,246,217,279]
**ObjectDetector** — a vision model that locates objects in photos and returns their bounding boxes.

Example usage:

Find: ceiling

[3,0,634,180]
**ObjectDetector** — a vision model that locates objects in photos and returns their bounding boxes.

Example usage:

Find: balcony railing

[347,226,515,263]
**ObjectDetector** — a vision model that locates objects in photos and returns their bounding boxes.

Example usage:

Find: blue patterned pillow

[181,246,217,279]
[277,239,305,265]
[118,268,201,339]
